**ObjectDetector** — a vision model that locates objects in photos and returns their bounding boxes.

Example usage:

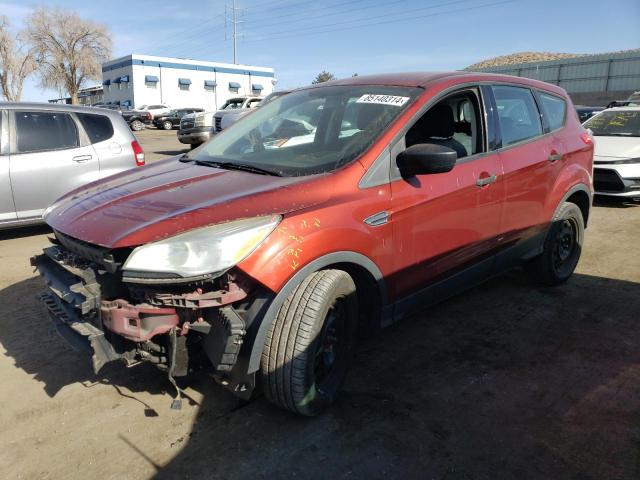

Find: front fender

[237,209,393,373]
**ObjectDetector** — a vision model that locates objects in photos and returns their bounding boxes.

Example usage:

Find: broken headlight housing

[123,215,281,278]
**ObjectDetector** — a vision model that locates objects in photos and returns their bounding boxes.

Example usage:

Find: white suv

[136,104,171,119]
[584,106,640,199]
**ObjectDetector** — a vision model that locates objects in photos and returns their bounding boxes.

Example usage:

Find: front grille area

[54,231,130,273]
[181,120,194,130]
[594,168,625,193]
[215,116,222,132]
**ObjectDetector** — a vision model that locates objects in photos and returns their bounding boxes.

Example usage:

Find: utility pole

[225,0,243,64]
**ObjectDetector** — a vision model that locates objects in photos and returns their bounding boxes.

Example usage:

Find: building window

[252,83,264,94]
[229,81,241,93]
[178,78,192,91]
[204,80,216,92]
[145,75,159,89]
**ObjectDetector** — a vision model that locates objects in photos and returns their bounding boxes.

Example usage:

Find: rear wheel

[261,270,357,416]
[527,202,584,286]
[131,120,144,131]
[162,120,173,130]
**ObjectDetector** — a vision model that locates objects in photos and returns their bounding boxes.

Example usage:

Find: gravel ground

[1,129,639,479]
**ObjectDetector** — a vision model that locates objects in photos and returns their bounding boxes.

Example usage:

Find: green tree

[312,70,335,84]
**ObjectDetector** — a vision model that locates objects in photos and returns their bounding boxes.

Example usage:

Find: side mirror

[397,144,457,177]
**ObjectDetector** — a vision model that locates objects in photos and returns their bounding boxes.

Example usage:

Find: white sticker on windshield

[356,94,410,107]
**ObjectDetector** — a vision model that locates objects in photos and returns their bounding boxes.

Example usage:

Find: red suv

[33,72,594,415]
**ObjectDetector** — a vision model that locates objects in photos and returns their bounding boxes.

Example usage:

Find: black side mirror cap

[397,143,457,177]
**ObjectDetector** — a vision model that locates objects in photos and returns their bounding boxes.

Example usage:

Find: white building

[101,54,276,111]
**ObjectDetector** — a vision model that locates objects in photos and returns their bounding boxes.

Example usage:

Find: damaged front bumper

[31,237,262,402]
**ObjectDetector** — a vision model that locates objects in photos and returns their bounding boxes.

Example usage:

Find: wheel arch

[246,251,387,373]
[555,183,592,228]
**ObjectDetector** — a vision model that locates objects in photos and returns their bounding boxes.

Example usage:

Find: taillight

[580,131,593,145]
[146,112,152,120]
[132,140,145,166]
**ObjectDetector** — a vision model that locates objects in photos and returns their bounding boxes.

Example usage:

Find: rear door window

[15,111,79,153]
[492,85,543,146]
[538,92,566,131]
[76,113,114,143]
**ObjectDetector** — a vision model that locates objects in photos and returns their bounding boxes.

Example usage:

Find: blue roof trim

[102,58,274,78]
[252,83,264,91]
[178,78,192,85]
[204,80,217,87]
[145,75,159,82]
[229,81,241,89]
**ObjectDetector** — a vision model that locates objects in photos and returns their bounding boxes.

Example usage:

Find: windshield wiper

[194,160,281,176]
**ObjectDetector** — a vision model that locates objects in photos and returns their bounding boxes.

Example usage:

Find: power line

[246,0,498,41]
[244,0,473,35]
[182,0,515,60]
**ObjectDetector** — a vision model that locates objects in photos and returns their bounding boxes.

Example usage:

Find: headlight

[123,215,281,278]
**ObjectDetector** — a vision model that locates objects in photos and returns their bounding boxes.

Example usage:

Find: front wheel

[261,270,357,416]
[527,202,584,286]
[162,121,173,130]
[130,120,144,131]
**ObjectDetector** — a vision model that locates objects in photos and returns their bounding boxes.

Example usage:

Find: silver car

[0,102,145,229]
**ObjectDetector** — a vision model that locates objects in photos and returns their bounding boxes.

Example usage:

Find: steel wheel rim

[552,218,578,275]
[314,298,347,389]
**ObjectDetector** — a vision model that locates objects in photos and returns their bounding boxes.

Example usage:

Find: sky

[2,0,639,102]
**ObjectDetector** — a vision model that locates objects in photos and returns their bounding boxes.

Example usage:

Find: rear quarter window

[76,113,114,143]
[538,92,567,131]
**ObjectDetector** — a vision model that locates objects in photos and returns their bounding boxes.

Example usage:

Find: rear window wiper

[194,160,281,176]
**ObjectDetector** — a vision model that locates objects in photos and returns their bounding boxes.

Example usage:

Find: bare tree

[25,7,112,104]
[0,16,36,101]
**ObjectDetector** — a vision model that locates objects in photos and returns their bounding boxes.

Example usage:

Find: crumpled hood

[44,156,332,248]
[593,136,640,160]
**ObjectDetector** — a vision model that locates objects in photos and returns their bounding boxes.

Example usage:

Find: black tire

[131,120,144,131]
[162,121,173,130]
[261,270,357,416]
[527,202,584,286]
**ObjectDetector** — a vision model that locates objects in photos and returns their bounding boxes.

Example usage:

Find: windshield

[584,110,640,137]
[191,85,421,176]
[222,99,245,110]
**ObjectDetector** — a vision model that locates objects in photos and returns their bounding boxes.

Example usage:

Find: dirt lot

[1,129,639,479]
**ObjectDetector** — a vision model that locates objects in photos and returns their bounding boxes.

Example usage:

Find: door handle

[72,155,92,163]
[548,150,563,162]
[476,174,497,187]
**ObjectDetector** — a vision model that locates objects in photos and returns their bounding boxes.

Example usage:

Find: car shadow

[0,224,51,241]
[593,196,639,208]
[2,271,639,479]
